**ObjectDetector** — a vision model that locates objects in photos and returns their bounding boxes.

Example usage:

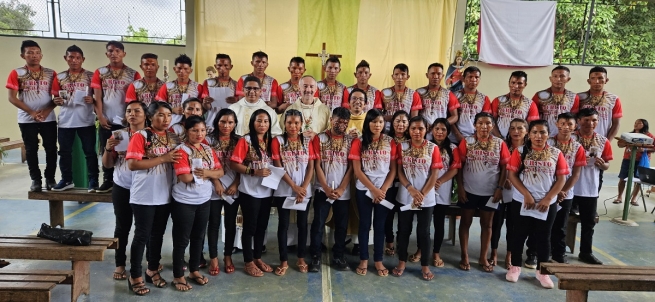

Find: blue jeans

[356,189,390,262]
[58,126,99,182]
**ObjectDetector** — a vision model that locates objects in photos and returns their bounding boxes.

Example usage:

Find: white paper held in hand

[191,158,204,184]
[113,132,129,152]
[261,166,285,189]
[519,204,548,221]
[112,116,123,125]
[326,180,336,203]
[365,190,394,210]
[72,89,87,106]
[282,196,310,211]
[400,203,420,211]
[208,87,232,111]
[485,197,499,210]
[222,194,235,205]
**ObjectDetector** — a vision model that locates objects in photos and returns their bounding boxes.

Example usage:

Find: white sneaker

[506,265,521,282]
[536,271,554,289]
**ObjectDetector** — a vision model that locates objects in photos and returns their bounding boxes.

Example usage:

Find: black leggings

[275,197,310,262]
[240,193,273,263]
[129,203,170,279]
[112,184,135,267]
[397,206,434,266]
[551,199,573,257]
[171,200,211,278]
[384,185,400,244]
[207,198,241,259]
[510,201,557,268]
[431,204,448,253]
[490,202,513,251]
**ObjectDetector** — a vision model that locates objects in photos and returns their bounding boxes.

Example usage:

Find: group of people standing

[6,39,630,293]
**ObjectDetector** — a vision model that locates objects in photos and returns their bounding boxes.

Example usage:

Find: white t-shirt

[573,132,613,197]
[349,135,398,192]
[396,140,443,207]
[548,136,587,200]
[450,90,491,143]
[207,136,240,201]
[272,135,316,197]
[313,131,355,200]
[6,66,57,123]
[231,136,273,198]
[54,70,95,128]
[126,129,177,206]
[172,143,221,205]
[111,129,134,189]
[507,146,569,205]
[459,136,511,196]
[91,65,140,124]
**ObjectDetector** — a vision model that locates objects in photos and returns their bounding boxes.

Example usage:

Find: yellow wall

[474,62,653,173]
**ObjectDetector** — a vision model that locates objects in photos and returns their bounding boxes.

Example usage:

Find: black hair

[20,40,40,53]
[504,118,528,149]
[180,97,204,123]
[106,41,124,51]
[557,112,576,122]
[393,63,409,74]
[252,51,268,60]
[141,53,158,60]
[174,54,192,67]
[326,56,341,66]
[183,115,206,132]
[634,119,649,134]
[427,63,444,72]
[289,57,305,65]
[248,109,273,160]
[509,70,528,82]
[552,65,570,73]
[577,108,599,119]
[348,88,368,104]
[65,45,83,57]
[244,76,262,88]
[518,119,550,175]
[463,66,481,78]
[215,53,231,62]
[388,110,409,139]
[356,60,370,70]
[408,116,429,139]
[332,107,351,120]
[146,101,173,124]
[589,66,607,76]
[124,100,149,127]
[212,108,240,150]
[282,109,305,147]
[361,109,385,151]
[431,118,453,166]
[473,112,494,125]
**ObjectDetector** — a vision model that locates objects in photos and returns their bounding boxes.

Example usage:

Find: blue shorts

[457,192,497,212]
[618,159,639,180]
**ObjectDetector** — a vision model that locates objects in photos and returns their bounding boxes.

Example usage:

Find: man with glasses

[228,75,282,136]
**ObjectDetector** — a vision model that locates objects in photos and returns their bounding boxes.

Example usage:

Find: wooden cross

[306,42,342,80]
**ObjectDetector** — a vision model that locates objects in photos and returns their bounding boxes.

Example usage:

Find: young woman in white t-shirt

[272,109,316,276]
[103,101,147,281]
[456,112,511,273]
[206,108,241,275]
[230,109,274,277]
[125,102,181,296]
[506,119,568,288]
[349,109,397,277]
[394,116,442,281]
[171,115,224,291]
[384,110,409,257]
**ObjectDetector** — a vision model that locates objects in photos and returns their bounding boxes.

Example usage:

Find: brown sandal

[408,254,421,263]
[376,268,389,277]
[433,258,445,268]
[244,263,264,277]
[356,266,367,276]
[127,278,150,296]
[255,260,273,273]
[113,269,127,280]
[145,272,167,288]
[297,262,308,273]
[189,274,208,286]
[172,279,191,291]
[275,266,289,276]
[385,246,395,256]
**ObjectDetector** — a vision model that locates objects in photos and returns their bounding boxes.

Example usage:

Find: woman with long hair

[616,118,654,205]
[169,97,205,143]
[384,110,409,257]
[230,109,274,277]
[506,120,568,289]
[349,109,397,276]
[170,116,224,291]
[125,102,180,295]
[103,101,148,281]
[394,116,442,280]
[206,109,241,275]
[456,112,510,273]
[272,109,315,275]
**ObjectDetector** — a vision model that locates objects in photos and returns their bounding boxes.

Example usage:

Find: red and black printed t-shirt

[396,140,443,207]
[507,145,569,204]
[532,88,579,136]
[277,81,303,106]
[316,80,346,113]
[172,143,222,205]
[416,86,460,125]
[312,131,355,200]
[155,79,202,125]
[349,134,398,191]
[51,69,95,128]
[125,78,165,107]
[91,65,140,124]
[451,90,492,142]
[271,135,317,198]
[236,73,279,103]
[491,95,540,138]
[6,66,57,123]
[231,136,273,198]
[548,136,587,200]
[577,91,623,138]
[458,135,511,196]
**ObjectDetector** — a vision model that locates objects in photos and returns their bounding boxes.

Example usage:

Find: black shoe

[321,243,328,252]
[96,180,113,193]
[309,256,321,273]
[524,255,537,269]
[45,179,56,191]
[570,205,580,216]
[333,257,350,271]
[351,244,360,256]
[30,180,42,192]
[261,245,267,254]
[578,253,603,265]
[552,254,569,264]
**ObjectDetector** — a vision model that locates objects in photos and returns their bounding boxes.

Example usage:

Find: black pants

[551,199,573,257]
[510,201,557,268]
[431,204,448,253]
[57,126,98,182]
[574,196,598,254]
[310,190,350,259]
[240,193,272,263]
[207,198,240,259]
[356,189,390,262]
[275,197,310,262]
[18,122,57,181]
[129,203,171,279]
[113,184,135,267]
[384,185,400,244]
[397,206,433,266]
[98,124,124,182]
[172,200,211,278]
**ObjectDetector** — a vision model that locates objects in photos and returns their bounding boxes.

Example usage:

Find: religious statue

[446,50,468,92]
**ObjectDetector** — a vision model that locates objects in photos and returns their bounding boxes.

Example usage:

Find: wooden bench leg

[566,218,577,254]
[49,200,65,228]
[21,145,26,163]
[566,290,588,302]
[449,215,456,246]
[71,260,90,302]
[0,290,51,302]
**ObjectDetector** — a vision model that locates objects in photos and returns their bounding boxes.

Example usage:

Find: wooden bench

[540,262,655,302]
[0,140,26,163]
[28,190,112,228]
[0,137,9,143]
[0,236,117,302]
[445,205,481,246]
[0,270,73,302]
[566,214,600,254]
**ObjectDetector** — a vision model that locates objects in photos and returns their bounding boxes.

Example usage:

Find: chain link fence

[0,0,185,45]
[463,0,655,67]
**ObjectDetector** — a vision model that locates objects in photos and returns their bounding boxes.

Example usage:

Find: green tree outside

[0,0,36,35]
